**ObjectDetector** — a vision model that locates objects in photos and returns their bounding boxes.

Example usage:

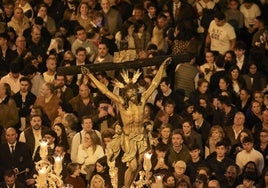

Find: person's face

[189,149,200,160]
[234,113,245,126]
[82,118,93,131]
[16,36,26,49]
[228,0,238,9]
[172,134,183,147]
[205,52,214,63]
[14,8,24,20]
[159,114,169,124]
[164,104,174,115]
[219,78,228,90]
[174,162,185,175]
[251,102,261,114]
[231,69,239,80]
[215,145,226,158]
[0,37,7,47]
[208,180,219,188]
[239,90,249,101]
[4,4,14,16]
[44,134,55,145]
[199,82,208,94]
[76,29,87,41]
[54,146,64,156]
[234,49,245,58]
[160,127,171,139]
[80,4,89,15]
[148,6,156,16]
[211,129,221,140]
[199,99,207,108]
[264,172,268,183]
[214,18,225,27]
[84,133,92,145]
[134,9,143,20]
[4,175,16,187]
[249,64,257,74]
[96,162,105,173]
[195,179,204,188]
[79,84,90,99]
[242,142,253,152]
[254,93,263,104]
[98,44,109,58]
[157,17,167,28]
[46,58,57,71]
[31,28,41,41]
[20,80,30,93]
[225,166,237,180]
[242,179,254,188]
[5,128,18,144]
[128,24,134,35]
[160,82,170,93]
[30,116,42,130]
[243,2,252,9]
[260,131,268,143]
[224,52,232,62]
[38,6,47,18]
[187,105,194,114]
[76,50,86,62]
[55,76,65,88]
[182,122,192,135]
[41,84,51,96]
[92,177,103,188]
[101,0,110,11]
[165,176,175,187]
[53,125,62,137]
[192,111,201,120]
[73,166,81,176]
[103,137,112,146]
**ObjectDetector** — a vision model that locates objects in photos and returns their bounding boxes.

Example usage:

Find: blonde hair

[90,174,105,188]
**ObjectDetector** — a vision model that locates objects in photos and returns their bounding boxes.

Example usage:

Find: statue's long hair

[121,83,142,109]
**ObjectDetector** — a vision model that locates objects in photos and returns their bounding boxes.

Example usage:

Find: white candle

[38,167,47,187]
[155,175,163,187]
[54,156,62,176]
[40,140,48,159]
[143,152,152,171]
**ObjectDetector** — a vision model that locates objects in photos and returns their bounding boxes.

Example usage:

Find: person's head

[214,11,226,27]
[254,15,267,29]
[53,123,67,138]
[238,129,253,144]
[54,74,65,88]
[157,110,169,125]
[251,100,262,115]
[157,12,167,28]
[3,169,16,187]
[122,83,140,105]
[177,178,191,188]
[205,51,215,63]
[242,136,254,152]
[248,62,258,75]
[210,125,225,141]
[228,0,240,10]
[192,106,206,120]
[147,2,156,16]
[215,140,228,158]
[259,129,268,144]
[41,82,55,97]
[182,119,193,135]
[75,47,87,62]
[101,128,115,147]
[159,123,172,139]
[37,3,48,18]
[242,172,256,188]
[3,1,14,17]
[233,112,245,126]
[92,11,103,27]
[188,144,201,160]
[95,156,108,173]
[85,130,101,151]
[75,26,87,41]
[90,174,105,188]
[133,4,144,20]
[164,99,176,115]
[62,113,78,132]
[239,88,251,102]
[54,144,67,157]
[13,6,24,21]
[101,0,110,13]
[30,115,42,130]
[15,35,26,49]
[31,26,41,42]
[208,179,220,188]
[134,19,146,33]
[173,160,186,175]
[197,78,209,94]
[77,2,89,16]
[44,130,57,145]
[79,84,90,99]
[5,127,18,145]
[198,166,211,178]
[224,50,236,63]
[155,142,168,158]
[234,41,246,58]
[243,161,258,174]
[163,173,176,188]
[194,174,208,188]
[171,129,184,148]
[243,0,254,9]
[67,163,81,176]
[19,76,32,93]
[225,164,240,182]
[9,62,21,78]
[63,50,75,62]
[159,77,171,93]
[0,82,11,97]
[81,115,94,132]
[46,56,57,72]
[229,65,240,80]
[98,41,109,58]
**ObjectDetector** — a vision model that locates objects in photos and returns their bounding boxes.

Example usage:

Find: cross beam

[57,54,191,75]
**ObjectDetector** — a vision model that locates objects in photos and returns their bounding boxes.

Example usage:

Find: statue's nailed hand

[81,66,90,75]
[163,57,172,67]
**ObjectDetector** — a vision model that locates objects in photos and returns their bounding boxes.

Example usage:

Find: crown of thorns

[113,69,142,89]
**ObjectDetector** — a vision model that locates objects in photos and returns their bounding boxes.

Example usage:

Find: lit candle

[40,140,48,159]
[143,152,152,172]
[54,156,62,176]
[38,167,47,187]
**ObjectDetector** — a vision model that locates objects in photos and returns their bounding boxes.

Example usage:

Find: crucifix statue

[81,57,171,188]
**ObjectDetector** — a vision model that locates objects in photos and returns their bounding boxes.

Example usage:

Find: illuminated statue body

[81,57,170,188]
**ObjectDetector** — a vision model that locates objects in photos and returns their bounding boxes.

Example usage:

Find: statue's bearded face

[126,88,138,103]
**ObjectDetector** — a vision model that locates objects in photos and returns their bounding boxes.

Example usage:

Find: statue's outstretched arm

[81,66,124,104]
[142,57,171,102]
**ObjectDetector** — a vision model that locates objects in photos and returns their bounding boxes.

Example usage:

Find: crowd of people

[0,0,268,187]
